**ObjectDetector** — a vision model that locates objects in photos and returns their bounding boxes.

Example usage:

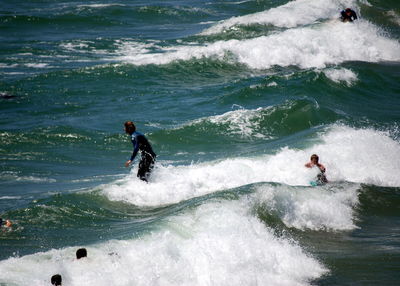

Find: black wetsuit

[341,9,358,22]
[130,131,156,181]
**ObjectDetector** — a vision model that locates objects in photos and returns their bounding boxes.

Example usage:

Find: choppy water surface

[1,0,399,285]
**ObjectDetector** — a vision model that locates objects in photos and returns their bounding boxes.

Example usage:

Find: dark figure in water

[305,154,328,184]
[341,8,358,22]
[124,121,156,182]
[0,92,16,99]
[51,274,62,286]
[76,248,87,259]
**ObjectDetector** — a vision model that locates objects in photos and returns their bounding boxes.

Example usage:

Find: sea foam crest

[186,105,276,139]
[255,183,359,230]
[201,0,357,34]
[117,21,400,69]
[0,200,326,286]
[323,68,358,85]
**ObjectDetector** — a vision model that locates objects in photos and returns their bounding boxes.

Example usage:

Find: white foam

[188,105,277,139]
[0,200,326,286]
[387,10,400,26]
[0,171,56,183]
[24,63,49,68]
[201,0,356,34]
[0,196,22,200]
[102,124,400,207]
[117,20,400,69]
[60,42,90,52]
[254,183,359,230]
[115,40,158,58]
[2,72,25,75]
[317,125,400,186]
[77,3,125,9]
[0,63,18,68]
[323,68,358,85]
[359,0,372,7]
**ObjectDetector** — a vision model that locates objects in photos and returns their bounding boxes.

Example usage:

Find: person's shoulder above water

[0,218,12,228]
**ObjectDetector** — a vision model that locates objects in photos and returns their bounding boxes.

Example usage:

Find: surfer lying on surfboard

[305,154,328,185]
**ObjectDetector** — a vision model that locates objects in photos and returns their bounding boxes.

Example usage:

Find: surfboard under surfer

[124,121,157,182]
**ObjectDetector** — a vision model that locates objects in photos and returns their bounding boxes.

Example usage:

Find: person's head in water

[310,154,319,164]
[76,248,87,259]
[51,274,62,286]
[124,121,136,135]
[345,8,352,16]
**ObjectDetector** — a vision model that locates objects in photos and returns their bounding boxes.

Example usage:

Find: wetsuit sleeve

[130,136,140,161]
[352,11,358,20]
[340,10,346,21]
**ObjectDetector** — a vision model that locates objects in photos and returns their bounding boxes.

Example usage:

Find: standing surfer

[124,121,157,182]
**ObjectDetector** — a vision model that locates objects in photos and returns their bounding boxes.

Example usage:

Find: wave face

[1,0,400,285]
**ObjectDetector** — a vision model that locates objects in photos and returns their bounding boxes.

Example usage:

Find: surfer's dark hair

[76,248,87,259]
[124,121,136,134]
[51,274,62,286]
[311,154,319,162]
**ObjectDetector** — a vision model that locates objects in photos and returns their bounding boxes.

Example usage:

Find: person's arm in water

[351,10,357,20]
[125,133,139,167]
[317,163,326,173]
[340,10,346,21]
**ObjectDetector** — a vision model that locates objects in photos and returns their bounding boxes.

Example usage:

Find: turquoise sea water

[1,0,400,285]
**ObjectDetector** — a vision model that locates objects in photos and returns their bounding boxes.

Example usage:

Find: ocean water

[0,0,399,285]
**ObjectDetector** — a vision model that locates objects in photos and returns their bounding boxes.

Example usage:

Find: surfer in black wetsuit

[124,121,156,182]
[340,8,358,22]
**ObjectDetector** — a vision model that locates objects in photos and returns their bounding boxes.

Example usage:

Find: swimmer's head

[310,154,319,163]
[76,248,87,259]
[51,274,62,286]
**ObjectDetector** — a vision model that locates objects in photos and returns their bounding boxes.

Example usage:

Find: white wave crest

[387,10,400,26]
[117,21,400,69]
[255,183,359,230]
[0,200,326,286]
[201,0,357,34]
[323,68,358,85]
[187,105,276,139]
